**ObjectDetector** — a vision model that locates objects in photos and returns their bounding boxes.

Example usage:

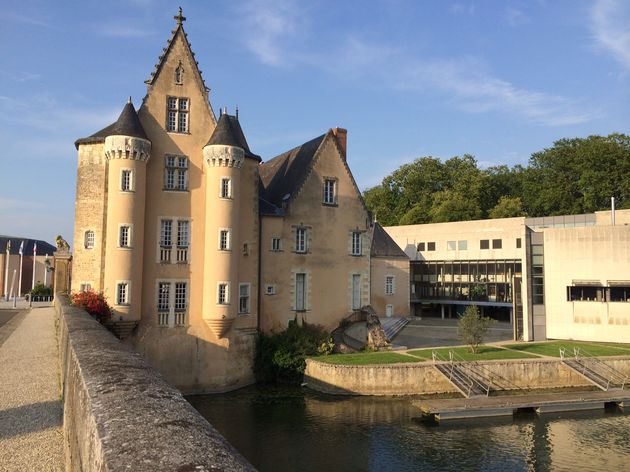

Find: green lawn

[407,345,538,362]
[312,352,423,365]
[505,341,630,358]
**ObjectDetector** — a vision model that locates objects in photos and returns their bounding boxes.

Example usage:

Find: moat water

[189,385,630,472]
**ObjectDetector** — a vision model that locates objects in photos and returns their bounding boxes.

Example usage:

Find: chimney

[332,127,347,160]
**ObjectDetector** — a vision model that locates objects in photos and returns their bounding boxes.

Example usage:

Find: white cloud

[505,7,528,27]
[591,0,630,71]
[0,11,59,30]
[449,3,476,15]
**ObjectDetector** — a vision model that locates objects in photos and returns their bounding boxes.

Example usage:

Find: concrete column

[441,304,445,320]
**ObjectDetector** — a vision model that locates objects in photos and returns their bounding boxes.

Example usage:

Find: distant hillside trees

[364,134,630,225]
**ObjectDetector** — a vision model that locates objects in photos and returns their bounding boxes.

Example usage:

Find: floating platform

[414,390,630,422]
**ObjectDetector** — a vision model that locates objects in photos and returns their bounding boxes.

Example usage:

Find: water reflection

[188,386,630,472]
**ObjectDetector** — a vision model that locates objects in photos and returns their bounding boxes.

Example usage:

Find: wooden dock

[414,389,630,421]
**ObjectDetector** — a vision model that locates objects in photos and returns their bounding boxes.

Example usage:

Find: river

[189,385,630,471]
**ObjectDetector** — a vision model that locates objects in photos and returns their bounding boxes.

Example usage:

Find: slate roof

[206,113,261,161]
[370,223,408,259]
[0,236,56,256]
[75,100,148,149]
[259,134,327,208]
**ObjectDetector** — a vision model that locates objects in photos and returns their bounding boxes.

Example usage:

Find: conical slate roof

[205,113,261,161]
[75,99,148,148]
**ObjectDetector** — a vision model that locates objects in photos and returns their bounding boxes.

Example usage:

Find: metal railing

[561,346,628,390]
[432,350,491,397]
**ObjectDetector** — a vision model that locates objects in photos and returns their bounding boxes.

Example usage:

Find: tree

[458,305,496,354]
[429,190,482,223]
[488,196,526,219]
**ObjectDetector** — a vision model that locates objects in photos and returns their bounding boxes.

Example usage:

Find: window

[157,282,170,312]
[323,178,337,205]
[157,281,188,327]
[417,242,425,252]
[609,286,630,302]
[116,283,129,305]
[271,237,281,252]
[220,178,232,199]
[531,244,544,304]
[447,241,456,251]
[295,227,307,253]
[84,230,94,249]
[492,239,502,249]
[480,239,490,250]
[427,242,436,251]
[218,283,229,304]
[295,273,306,310]
[164,155,188,191]
[219,229,231,251]
[119,226,131,247]
[352,274,361,310]
[385,276,394,295]
[568,285,603,302]
[351,232,362,256]
[79,283,92,292]
[160,219,173,262]
[121,169,132,191]
[458,240,467,250]
[239,284,250,314]
[265,284,277,295]
[516,238,522,249]
[176,220,189,263]
[167,97,189,133]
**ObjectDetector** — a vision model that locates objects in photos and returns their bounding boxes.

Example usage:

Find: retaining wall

[304,356,630,396]
[55,295,255,471]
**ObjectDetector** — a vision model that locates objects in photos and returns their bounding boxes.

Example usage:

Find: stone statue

[55,235,70,251]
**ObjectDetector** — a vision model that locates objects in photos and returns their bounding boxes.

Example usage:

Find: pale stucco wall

[260,134,371,333]
[544,225,630,342]
[370,257,410,317]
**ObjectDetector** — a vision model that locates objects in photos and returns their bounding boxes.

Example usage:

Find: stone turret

[102,99,151,321]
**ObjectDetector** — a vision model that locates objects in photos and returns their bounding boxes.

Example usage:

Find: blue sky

[1,0,629,246]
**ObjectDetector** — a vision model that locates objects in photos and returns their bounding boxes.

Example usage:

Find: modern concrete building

[0,237,56,298]
[385,209,630,343]
[71,10,408,393]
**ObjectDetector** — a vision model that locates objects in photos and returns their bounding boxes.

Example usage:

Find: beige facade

[71,12,409,393]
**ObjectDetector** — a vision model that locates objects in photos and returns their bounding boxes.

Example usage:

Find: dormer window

[175,62,184,85]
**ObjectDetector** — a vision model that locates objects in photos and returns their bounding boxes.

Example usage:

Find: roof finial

[127,96,132,104]
[174,7,186,25]
[235,106,239,120]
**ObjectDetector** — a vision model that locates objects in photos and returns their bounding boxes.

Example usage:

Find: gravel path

[0,307,63,471]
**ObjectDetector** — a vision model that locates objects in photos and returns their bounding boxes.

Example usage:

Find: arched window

[84,230,95,249]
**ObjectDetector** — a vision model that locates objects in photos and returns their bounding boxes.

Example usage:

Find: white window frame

[447,240,456,251]
[118,224,132,248]
[157,217,190,264]
[295,227,307,253]
[351,231,362,256]
[166,96,189,133]
[323,178,337,205]
[164,155,188,191]
[79,282,92,293]
[217,282,230,305]
[265,284,277,295]
[385,275,395,295]
[458,240,467,250]
[271,237,281,252]
[116,281,130,306]
[352,274,362,310]
[121,168,133,192]
[295,273,306,311]
[220,177,232,199]
[156,279,188,327]
[219,228,231,251]
[84,230,95,249]
[238,283,251,314]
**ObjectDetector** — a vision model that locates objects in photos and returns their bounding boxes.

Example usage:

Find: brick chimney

[332,127,347,160]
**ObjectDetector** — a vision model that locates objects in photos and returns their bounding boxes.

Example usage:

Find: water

[189,386,630,472]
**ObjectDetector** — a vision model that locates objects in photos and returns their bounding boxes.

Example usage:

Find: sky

[0,0,629,247]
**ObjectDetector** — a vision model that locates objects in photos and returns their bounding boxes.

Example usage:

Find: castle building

[72,11,409,393]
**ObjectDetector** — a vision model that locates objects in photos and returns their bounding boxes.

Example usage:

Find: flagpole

[44,254,49,286]
[18,241,24,297]
[4,240,10,301]
[31,243,37,292]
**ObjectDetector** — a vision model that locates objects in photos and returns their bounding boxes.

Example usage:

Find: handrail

[448,350,491,397]
[566,347,628,390]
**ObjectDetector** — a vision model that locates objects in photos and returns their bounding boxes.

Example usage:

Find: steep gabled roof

[259,134,327,207]
[75,100,147,149]
[371,223,408,259]
[0,236,56,255]
[206,113,261,161]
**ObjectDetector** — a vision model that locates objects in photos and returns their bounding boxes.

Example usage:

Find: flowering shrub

[71,290,112,324]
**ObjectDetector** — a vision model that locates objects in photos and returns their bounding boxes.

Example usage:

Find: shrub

[71,290,112,324]
[255,321,331,384]
[30,283,52,297]
[458,305,496,354]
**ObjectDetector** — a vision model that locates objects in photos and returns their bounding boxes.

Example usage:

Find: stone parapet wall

[54,295,255,471]
[305,357,630,396]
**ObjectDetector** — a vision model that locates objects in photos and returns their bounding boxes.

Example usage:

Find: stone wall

[55,295,254,471]
[304,357,630,396]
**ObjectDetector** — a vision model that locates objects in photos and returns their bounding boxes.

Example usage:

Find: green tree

[488,196,526,219]
[429,190,482,223]
[458,305,496,354]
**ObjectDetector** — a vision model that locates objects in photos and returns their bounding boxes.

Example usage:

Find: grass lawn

[407,345,538,362]
[505,340,630,358]
[312,352,423,365]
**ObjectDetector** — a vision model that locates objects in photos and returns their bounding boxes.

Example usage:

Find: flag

[33,242,37,255]
[5,240,9,254]
[18,240,24,256]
